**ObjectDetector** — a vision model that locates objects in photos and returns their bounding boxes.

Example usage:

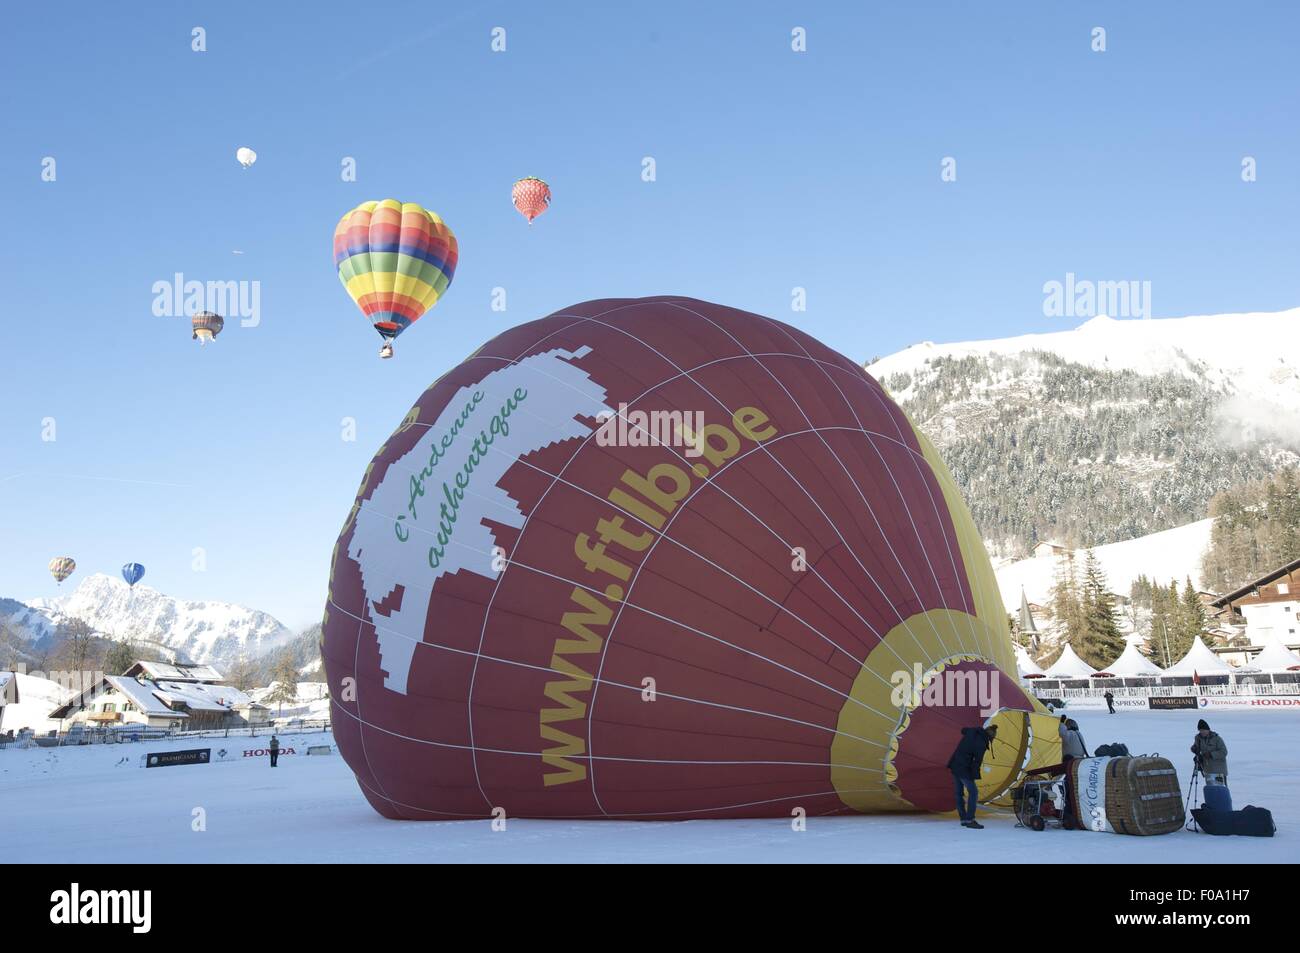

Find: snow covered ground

[0,672,74,736]
[251,681,331,721]
[3,712,1294,863]
[994,517,1215,610]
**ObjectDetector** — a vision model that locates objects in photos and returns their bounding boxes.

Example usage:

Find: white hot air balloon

[236,147,257,169]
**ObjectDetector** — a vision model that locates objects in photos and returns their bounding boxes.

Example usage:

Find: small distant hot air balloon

[333,199,458,359]
[512,177,551,225]
[236,147,257,169]
[49,556,76,585]
[122,563,145,588]
[192,311,224,345]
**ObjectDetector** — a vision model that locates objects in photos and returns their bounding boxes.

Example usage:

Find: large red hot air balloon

[322,296,1058,820]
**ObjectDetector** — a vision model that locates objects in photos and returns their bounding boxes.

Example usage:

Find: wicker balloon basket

[1070,755,1184,835]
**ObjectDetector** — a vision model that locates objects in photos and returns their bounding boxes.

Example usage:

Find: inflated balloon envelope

[322,296,1061,820]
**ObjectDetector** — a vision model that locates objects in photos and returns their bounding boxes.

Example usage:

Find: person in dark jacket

[269,734,280,768]
[1191,719,1228,786]
[1104,690,1115,714]
[946,725,997,829]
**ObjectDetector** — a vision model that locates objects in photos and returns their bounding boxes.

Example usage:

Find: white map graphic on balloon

[348,346,608,694]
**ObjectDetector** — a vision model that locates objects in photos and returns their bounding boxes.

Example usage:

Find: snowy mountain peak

[9,573,295,666]
[865,305,1300,559]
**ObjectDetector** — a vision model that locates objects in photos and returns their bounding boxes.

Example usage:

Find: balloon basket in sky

[322,296,1061,821]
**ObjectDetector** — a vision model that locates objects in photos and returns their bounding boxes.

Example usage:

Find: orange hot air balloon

[511,177,551,224]
[322,296,1059,821]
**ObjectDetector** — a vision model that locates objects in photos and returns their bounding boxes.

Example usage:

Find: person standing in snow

[1191,719,1228,786]
[269,734,281,768]
[946,725,997,829]
[1057,716,1089,829]
[1059,716,1089,762]
[1104,690,1115,714]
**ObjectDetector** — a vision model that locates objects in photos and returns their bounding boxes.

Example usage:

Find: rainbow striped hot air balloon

[333,200,458,359]
[49,556,76,585]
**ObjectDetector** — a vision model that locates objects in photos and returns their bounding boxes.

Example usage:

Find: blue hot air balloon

[122,563,145,588]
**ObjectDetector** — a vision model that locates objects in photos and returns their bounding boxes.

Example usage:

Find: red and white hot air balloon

[511,176,551,225]
[322,296,1059,821]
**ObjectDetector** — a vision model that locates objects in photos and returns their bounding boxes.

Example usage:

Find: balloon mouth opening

[885,655,1042,809]
[194,329,215,344]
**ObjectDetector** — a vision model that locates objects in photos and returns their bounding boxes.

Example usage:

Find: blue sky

[3,1,1297,628]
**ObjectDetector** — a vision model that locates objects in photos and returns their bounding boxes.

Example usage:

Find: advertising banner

[1195,695,1300,710]
[142,748,210,768]
[1147,696,1198,710]
[1075,756,1114,832]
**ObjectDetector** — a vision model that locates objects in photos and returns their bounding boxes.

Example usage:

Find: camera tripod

[1184,756,1202,832]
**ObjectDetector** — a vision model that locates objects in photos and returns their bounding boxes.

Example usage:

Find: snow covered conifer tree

[1079,549,1125,667]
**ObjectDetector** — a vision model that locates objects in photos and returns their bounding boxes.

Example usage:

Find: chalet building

[1033,541,1067,559]
[233,701,272,725]
[1211,557,1300,651]
[0,671,17,731]
[1197,589,1227,617]
[48,661,257,731]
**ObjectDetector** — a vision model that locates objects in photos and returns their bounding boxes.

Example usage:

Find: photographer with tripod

[1187,719,1231,828]
[1191,719,1229,787]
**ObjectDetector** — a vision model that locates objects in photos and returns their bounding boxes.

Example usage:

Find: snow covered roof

[126,661,225,683]
[49,676,185,719]
[1164,638,1234,676]
[1249,639,1300,673]
[1043,644,1098,678]
[104,677,181,716]
[1014,644,1044,677]
[49,667,254,720]
[1105,642,1164,676]
[152,680,251,711]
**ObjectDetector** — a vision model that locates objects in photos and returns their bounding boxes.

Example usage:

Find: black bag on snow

[1095,743,1130,757]
[1191,805,1276,837]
